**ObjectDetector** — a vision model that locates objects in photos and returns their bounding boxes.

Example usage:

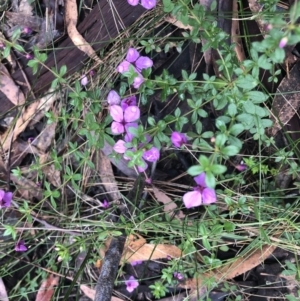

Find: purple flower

[279,37,288,48]
[235,162,247,171]
[121,96,137,110]
[142,147,160,162]
[125,276,139,293]
[101,200,109,209]
[110,105,140,134]
[173,272,184,280]
[25,53,33,60]
[107,90,121,105]
[117,48,153,89]
[183,173,216,208]
[0,190,12,208]
[140,0,156,9]
[131,260,142,266]
[171,132,188,147]
[15,240,27,252]
[117,48,153,73]
[22,27,32,34]
[80,75,88,86]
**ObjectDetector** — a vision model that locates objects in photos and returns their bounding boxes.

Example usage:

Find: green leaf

[227,103,237,116]
[60,65,67,76]
[221,145,240,156]
[210,164,227,175]
[187,165,203,176]
[243,100,256,114]
[219,245,229,252]
[290,2,300,22]
[257,54,272,70]
[162,0,174,12]
[235,75,258,90]
[229,124,244,136]
[215,133,227,147]
[245,91,268,103]
[14,44,25,52]
[205,171,215,188]
[199,155,210,168]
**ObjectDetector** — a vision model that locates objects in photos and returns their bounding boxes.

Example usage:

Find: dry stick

[94,176,145,301]
[94,236,126,301]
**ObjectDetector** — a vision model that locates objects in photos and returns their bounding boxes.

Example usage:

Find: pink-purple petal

[116,60,131,73]
[80,75,88,86]
[132,74,144,89]
[171,132,188,147]
[109,105,124,122]
[140,0,156,9]
[127,0,139,6]
[135,56,153,70]
[3,192,12,206]
[15,241,27,252]
[126,48,140,63]
[125,276,139,293]
[111,122,125,135]
[107,90,121,105]
[142,147,160,162]
[194,172,207,187]
[113,140,127,153]
[121,96,137,110]
[183,191,202,208]
[202,188,217,204]
[124,106,140,123]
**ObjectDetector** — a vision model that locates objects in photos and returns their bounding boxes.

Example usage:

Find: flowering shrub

[117,47,153,89]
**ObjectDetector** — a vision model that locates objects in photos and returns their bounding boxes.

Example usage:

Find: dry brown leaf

[104,234,182,264]
[0,277,9,301]
[65,0,102,63]
[1,101,39,151]
[122,243,182,263]
[121,234,182,263]
[0,63,25,106]
[35,274,59,301]
[1,89,59,151]
[152,186,185,220]
[10,174,43,200]
[180,244,276,290]
[269,60,300,136]
[80,284,124,301]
